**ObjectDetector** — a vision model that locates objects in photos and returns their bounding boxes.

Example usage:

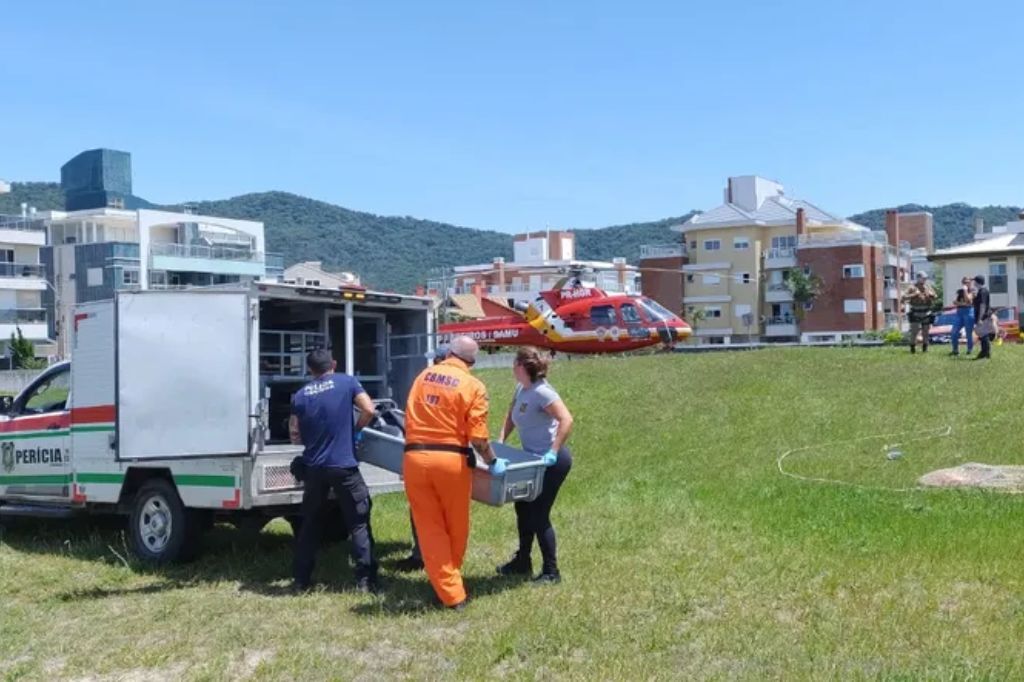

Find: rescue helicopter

[438,275,691,354]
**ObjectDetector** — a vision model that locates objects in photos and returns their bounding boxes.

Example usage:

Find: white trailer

[0,284,433,563]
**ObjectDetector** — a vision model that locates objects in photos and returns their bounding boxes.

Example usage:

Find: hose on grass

[775,424,954,493]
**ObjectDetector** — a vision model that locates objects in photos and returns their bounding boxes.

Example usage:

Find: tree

[684,306,707,339]
[786,268,824,322]
[9,326,45,370]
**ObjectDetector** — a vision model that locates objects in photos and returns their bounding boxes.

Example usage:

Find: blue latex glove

[489,457,509,476]
[541,450,558,467]
[354,429,365,446]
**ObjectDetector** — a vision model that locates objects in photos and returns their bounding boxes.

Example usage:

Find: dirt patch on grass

[231,648,274,679]
[71,661,189,682]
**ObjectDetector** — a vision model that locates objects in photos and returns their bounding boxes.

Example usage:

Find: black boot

[496,552,532,576]
[910,345,916,354]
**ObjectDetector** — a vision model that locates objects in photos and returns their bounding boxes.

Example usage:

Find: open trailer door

[116,291,252,460]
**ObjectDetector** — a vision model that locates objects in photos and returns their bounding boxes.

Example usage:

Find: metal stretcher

[356,402,546,507]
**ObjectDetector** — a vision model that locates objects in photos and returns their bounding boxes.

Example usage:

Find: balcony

[763,248,796,269]
[150,242,266,277]
[639,243,687,259]
[0,308,48,341]
[0,262,47,290]
[765,283,794,303]
[764,315,798,337]
[0,216,47,246]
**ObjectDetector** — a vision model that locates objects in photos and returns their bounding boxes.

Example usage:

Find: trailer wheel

[129,480,202,564]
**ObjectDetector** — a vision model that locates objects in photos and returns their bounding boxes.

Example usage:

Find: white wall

[513,237,548,264]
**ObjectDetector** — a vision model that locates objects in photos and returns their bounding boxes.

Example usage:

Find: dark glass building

[60,149,146,211]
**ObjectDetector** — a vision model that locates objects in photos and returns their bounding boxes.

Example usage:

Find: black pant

[978,333,992,358]
[293,466,376,585]
[514,447,572,574]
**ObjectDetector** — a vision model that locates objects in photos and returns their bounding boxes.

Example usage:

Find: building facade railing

[764,247,796,260]
[0,263,46,278]
[0,215,47,232]
[639,243,687,259]
[151,242,264,263]
[0,308,47,324]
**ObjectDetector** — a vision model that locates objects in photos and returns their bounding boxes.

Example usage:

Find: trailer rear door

[117,291,251,459]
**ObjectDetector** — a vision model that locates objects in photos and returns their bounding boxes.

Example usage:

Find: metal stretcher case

[356,405,546,507]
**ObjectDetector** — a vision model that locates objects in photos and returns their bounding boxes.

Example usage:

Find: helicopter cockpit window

[589,305,616,327]
[619,303,642,323]
[639,299,674,321]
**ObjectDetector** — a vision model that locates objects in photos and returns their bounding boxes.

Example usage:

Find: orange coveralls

[403,357,490,607]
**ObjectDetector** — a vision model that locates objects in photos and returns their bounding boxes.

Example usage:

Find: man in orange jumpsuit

[403,335,508,610]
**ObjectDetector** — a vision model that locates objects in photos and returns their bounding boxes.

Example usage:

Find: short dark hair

[307,349,334,375]
[974,275,986,285]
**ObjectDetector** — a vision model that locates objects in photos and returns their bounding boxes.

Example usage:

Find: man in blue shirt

[290,349,378,592]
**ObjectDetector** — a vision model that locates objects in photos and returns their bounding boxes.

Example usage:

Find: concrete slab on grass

[918,463,1024,493]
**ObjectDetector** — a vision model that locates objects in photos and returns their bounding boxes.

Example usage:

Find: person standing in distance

[973,274,994,360]
[496,346,574,585]
[950,276,975,356]
[403,335,507,610]
[290,349,379,593]
[903,272,937,354]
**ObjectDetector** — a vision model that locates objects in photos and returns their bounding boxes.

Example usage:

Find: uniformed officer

[290,348,379,592]
[403,336,508,609]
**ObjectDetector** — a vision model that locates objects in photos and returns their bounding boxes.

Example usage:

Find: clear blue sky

[3,1,1022,231]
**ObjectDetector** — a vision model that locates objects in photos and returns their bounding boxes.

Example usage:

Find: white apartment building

[0,214,53,358]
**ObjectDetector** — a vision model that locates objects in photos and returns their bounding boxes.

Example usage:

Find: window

[735,304,752,317]
[740,272,751,284]
[689,241,697,250]
[619,303,642,323]
[733,237,750,250]
[843,299,868,314]
[121,269,140,287]
[771,235,797,250]
[20,368,70,415]
[990,260,1008,294]
[590,305,617,327]
[704,274,721,285]
[843,264,865,279]
[0,249,13,263]
[87,267,103,287]
[704,306,723,318]
[686,274,695,283]
[308,279,321,287]
[703,240,721,251]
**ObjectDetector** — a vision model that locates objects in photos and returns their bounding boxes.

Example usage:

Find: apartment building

[0,213,54,359]
[663,176,911,343]
[930,211,1024,321]
[428,230,638,307]
[34,149,281,358]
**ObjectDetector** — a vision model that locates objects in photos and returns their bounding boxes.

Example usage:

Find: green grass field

[4,347,1024,680]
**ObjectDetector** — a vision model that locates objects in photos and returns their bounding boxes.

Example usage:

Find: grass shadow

[350,571,531,616]
[2,516,413,599]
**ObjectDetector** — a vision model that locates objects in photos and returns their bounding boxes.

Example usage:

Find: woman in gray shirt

[497,346,574,584]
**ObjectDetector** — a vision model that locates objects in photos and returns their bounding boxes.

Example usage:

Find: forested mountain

[2,181,1019,291]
